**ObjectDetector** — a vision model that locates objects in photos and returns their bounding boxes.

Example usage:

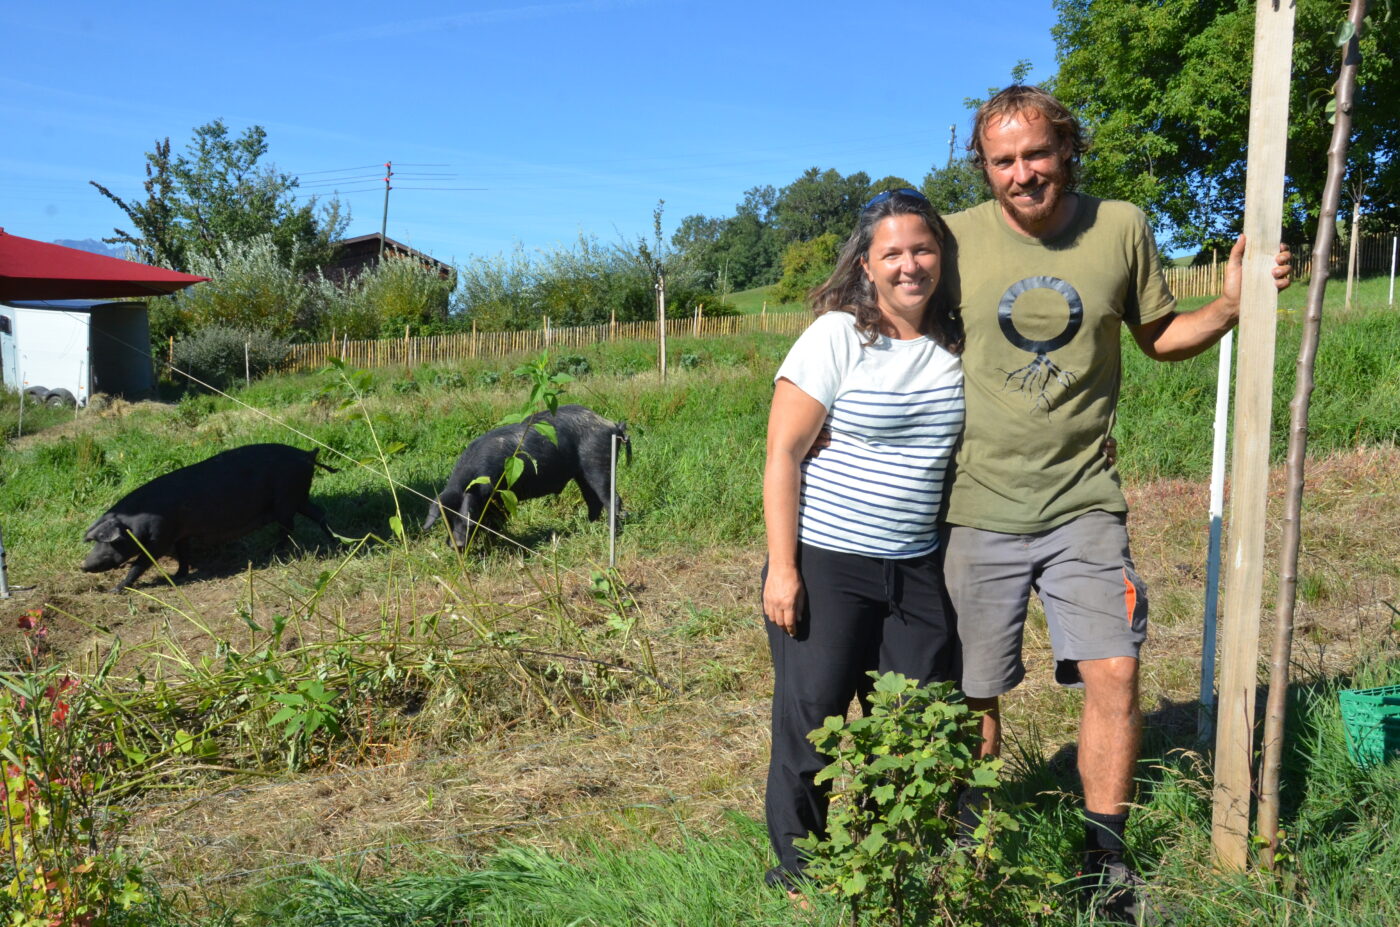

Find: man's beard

[994,163,1071,232]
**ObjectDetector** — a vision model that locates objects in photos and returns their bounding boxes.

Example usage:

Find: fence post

[244,340,251,387]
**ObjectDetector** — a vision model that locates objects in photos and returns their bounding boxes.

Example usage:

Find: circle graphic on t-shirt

[996,275,1083,353]
[996,275,1082,414]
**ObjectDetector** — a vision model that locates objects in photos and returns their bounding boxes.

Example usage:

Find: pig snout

[82,543,127,572]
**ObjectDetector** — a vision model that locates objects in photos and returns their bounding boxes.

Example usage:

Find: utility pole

[379,161,393,259]
[947,125,957,167]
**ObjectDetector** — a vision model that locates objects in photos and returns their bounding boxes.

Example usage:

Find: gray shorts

[943,510,1148,699]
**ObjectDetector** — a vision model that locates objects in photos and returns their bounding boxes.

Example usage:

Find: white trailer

[0,299,154,407]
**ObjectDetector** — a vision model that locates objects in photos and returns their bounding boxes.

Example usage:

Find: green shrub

[553,354,592,377]
[173,234,334,338]
[171,325,290,391]
[325,254,455,339]
[771,233,841,305]
[795,672,1058,925]
[433,371,467,390]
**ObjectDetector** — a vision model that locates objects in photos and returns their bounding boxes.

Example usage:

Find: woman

[761,188,964,893]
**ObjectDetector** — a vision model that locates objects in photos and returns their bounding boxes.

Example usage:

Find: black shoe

[1089,859,1159,926]
[765,866,800,893]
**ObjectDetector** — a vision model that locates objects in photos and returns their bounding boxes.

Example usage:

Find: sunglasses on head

[862,188,928,211]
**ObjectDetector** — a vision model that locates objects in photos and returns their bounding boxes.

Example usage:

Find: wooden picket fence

[281,310,814,374]
[280,234,1395,374]
[1162,234,1395,299]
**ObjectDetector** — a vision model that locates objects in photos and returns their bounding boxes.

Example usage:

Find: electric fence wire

[132,706,763,815]
[69,308,586,564]
[168,780,758,890]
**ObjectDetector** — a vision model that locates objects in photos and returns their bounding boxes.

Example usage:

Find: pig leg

[114,558,152,592]
[174,539,193,578]
[575,470,622,524]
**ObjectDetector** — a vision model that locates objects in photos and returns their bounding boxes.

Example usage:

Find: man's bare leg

[1076,656,1141,813]
[966,696,1001,759]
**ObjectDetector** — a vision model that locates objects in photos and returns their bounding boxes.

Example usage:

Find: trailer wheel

[45,388,76,408]
[23,386,49,403]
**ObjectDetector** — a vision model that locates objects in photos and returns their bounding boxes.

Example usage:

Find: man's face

[979,110,1073,236]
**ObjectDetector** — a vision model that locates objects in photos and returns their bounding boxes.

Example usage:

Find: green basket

[1339,684,1400,768]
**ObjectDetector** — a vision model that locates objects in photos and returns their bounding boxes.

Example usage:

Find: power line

[295,164,384,176]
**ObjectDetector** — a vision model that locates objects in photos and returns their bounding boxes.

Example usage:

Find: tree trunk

[1256,0,1366,871]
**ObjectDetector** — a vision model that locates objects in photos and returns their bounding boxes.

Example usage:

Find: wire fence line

[168,781,759,889]
[134,706,765,816]
[273,233,1397,375]
[280,311,814,374]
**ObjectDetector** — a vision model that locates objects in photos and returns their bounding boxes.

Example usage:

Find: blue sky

[1,1,1059,266]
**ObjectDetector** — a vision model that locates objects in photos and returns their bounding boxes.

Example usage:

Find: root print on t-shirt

[996,275,1082,414]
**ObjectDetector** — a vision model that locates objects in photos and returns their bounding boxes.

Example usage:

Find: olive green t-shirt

[942,195,1176,533]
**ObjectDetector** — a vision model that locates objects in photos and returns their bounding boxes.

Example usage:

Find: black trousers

[763,543,957,881]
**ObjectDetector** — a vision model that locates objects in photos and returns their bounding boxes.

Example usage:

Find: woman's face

[860,213,941,322]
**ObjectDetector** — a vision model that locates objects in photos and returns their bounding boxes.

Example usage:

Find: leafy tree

[1050,0,1399,249]
[92,119,348,274]
[922,158,988,216]
[866,175,919,199]
[771,233,841,305]
[773,167,872,245]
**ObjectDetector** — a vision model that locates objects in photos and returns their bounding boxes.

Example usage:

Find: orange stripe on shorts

[1122,569,1136,625]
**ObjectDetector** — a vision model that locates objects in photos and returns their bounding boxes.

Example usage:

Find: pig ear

[85,518,124,544]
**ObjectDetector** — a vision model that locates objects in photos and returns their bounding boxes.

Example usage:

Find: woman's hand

[764,562,805,637]
[763,378,830,638]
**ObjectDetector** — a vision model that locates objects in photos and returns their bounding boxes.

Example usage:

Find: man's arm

[1129,234,1293,362]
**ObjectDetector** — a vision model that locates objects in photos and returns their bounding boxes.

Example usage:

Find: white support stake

[1389,236,1396,306]
[1199,329,1233,743]
[608,434,618,569]
[0,526,10,598]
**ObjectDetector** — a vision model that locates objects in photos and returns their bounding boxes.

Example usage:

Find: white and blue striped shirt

[776,312,964,558]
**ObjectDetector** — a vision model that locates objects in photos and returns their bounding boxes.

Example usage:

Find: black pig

[82,443,337,590]
[424,404,630,550]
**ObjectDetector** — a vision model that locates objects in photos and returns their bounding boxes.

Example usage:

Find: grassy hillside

[0,286,1397,925]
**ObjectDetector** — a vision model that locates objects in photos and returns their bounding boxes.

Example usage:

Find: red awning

[0,228,209,300]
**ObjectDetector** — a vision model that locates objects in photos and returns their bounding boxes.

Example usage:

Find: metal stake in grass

[1257,0,1367,872]
[0,526,11,598]
[609,432,618,568]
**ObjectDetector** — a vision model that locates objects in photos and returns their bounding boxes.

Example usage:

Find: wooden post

[1211,0,1295,872]
[1257,0,1366,869]
[404,324,411,373]
[472,320,477,358]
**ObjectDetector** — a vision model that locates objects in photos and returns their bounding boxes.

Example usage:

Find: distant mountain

[53,238,125,258]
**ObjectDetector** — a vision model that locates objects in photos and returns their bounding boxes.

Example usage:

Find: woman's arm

[763,377,831,636]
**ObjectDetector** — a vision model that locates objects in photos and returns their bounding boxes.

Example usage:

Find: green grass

[3,291,1398,926]
[1118,278,1400,479]
[198,662,1400,927]
[729,284,804,315]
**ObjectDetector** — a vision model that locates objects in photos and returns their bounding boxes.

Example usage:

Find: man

[940,85,1290,922]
